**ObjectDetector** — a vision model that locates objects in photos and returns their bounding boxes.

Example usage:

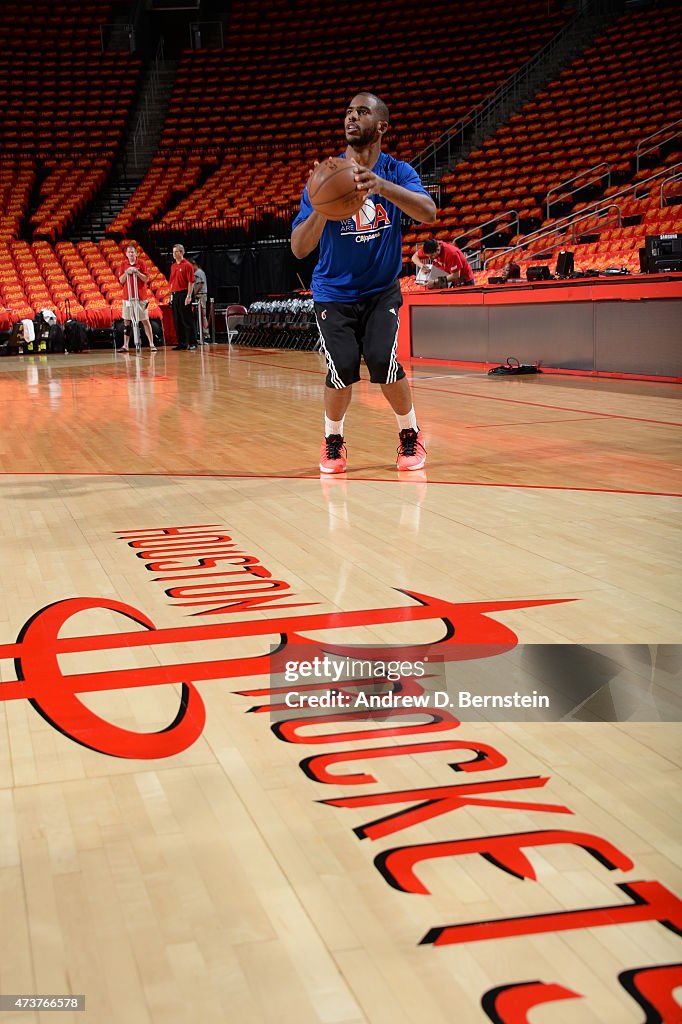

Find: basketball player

[292,92,436,473]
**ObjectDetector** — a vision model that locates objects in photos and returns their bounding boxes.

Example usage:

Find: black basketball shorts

[314,281,405,388]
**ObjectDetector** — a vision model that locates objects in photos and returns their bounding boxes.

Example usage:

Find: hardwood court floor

[0,346,680,1024]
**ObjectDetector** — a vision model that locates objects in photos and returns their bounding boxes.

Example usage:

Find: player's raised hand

[350,160,382,196]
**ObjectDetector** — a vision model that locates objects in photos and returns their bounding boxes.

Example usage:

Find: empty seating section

[450,184,681,284]
[56,243,119,325]
[1,0,679,325]
[0,241,170,326]
[405,3,682,269]
[0,2,150,325]
[111,0,567,234]
[0,1,141,242]
[0,53,133,157]
[0,160,37,245]
[32,159,112,242]
[156,151,318,228]
[107,153,206,236]
[0,241,83,323]
[5,2,109,53]
[0,246,39,322]
[33,242,87,320]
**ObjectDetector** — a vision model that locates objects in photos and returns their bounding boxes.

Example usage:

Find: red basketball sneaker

[396,428,426,471]
[319,434,347,474]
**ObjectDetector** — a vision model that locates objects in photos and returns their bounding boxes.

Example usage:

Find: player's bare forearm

[352,164,436,223]
[379,181,436,223]
[291,211,328,259]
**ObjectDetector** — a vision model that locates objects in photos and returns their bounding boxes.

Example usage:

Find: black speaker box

[556,251,574,277]
[527,265,551,282]
[649,257,682,273]
[646,233,682,260]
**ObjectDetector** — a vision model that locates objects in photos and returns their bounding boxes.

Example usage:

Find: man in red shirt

[118,243,157,352]
[412,238,475,287]
[169,243,196,350]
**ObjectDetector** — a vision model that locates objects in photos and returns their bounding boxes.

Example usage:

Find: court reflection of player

[292,91,436,475]
[320,473,427,534]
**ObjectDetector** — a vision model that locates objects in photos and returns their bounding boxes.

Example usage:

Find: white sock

[396,407,418,432]
[325,415,345,437]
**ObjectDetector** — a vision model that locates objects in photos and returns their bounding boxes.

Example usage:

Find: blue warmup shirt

[292,151,430,303]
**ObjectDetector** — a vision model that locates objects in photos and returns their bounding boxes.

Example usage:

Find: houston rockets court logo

[1,523,680,1021]
[2,588,559,760]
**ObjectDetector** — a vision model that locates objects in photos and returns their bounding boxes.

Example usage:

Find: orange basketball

[307,157,364,221]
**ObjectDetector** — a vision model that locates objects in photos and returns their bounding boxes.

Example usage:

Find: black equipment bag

[49,323,65,352]
[0,330,16,356]
[64,300,88,353]
[64,319,88,353]
[488,357,543,376]
[33,311,53,353]
[526,265,551,282]
[34,311,64,352]
[5,322,26,354]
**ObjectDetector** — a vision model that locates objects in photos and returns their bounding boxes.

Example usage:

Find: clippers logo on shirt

[340,197,392,243]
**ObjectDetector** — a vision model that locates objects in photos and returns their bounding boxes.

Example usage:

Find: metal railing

[149,37,165,96]
[545,161,611,218]
[132,119,148,170]
[453,209,521,251]
[661,167,682,207]
[132,38,168,169]
[423,183,442,207]
[636,119,682,172]
[483,205,622,269]
[412,13,584,177]
[189,21,225,49]
[633,159,682,200]
[482,162,682,270]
